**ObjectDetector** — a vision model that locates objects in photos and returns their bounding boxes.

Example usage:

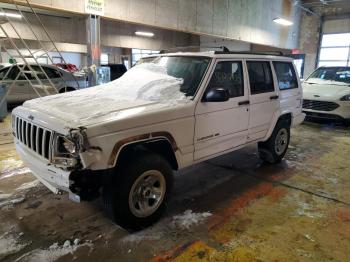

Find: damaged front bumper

[15,140,81,202]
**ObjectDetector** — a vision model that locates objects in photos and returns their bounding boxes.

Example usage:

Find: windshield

[306,67,350,85]
[150,56,211,97]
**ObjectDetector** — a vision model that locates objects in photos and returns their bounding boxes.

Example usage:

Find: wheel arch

[264,111,292,141]
[108,132,179,170]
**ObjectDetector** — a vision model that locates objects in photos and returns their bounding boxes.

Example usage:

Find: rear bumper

[15,139,71,194]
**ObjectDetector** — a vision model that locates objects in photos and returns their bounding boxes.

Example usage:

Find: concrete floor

[0,114,350,262]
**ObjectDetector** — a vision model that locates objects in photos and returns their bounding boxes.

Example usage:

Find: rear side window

[43,67,61,79]
[247,61,274,94]
[273,62,298,90]
[207,61,244,98]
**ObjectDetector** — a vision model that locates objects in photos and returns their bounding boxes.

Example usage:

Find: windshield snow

[306,67,350,86]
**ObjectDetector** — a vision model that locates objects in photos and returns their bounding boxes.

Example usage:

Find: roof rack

[214,50,285,56]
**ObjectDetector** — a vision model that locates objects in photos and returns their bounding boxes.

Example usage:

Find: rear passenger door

[246,60,279,141]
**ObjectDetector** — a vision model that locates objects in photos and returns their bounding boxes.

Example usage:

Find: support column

[86,14,101,87]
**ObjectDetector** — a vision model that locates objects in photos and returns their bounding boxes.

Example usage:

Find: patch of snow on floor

[0,158,23,171]
[0,196,25,208]
[15,240,92,262]
[121,228,163,244]
[0,233,28,260]
[0,193,12,200]
[171,210,212,230]
[16,180,40,191]
[0,167,31,180]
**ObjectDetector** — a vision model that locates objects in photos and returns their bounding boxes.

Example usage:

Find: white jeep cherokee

[12,51,305,229]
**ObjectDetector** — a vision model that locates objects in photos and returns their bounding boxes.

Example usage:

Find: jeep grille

[13,116,53,160]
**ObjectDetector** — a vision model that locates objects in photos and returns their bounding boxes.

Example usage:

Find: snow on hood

[23,63,190,126]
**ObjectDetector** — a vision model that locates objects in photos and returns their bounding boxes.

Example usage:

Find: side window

[44,67,61,78]
[20,66,35,80]
[247,61,274,94]
[9,67,28,81]
[207,61,244,98]
[0,67,12,80]
[273,61,298,90]
[30,65,50,80]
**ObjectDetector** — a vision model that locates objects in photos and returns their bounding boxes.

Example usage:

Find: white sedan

[0,63,87,104]
[302,66,350,124]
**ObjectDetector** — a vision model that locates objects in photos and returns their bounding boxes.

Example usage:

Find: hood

[23,63,192,127]
[302,80,350,100]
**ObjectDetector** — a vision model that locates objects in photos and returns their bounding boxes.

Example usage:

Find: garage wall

[14,0,301,49]
[199,36,251,52]
[0,12,199,51]
[100,19,199,50]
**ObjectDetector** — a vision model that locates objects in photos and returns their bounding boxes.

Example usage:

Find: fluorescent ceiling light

[273,18,293,26]
[135,31,154,37]
[0,12,22,19]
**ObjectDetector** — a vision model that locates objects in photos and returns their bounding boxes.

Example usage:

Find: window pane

[101,53,108,65]
[308,67,350,84]
[273,62,298,90]
[319,47,349,61]
[318,61,347,67]
[321,33,350,47]
[44,67,61,78]
[207,61,244,98]
[247,61,274,94]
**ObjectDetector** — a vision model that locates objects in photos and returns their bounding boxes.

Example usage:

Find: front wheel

[103,153,173,230]
[258,120,290,164]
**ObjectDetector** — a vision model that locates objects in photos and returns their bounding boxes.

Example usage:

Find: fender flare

[107,132,179,167]
[263,110,293,141]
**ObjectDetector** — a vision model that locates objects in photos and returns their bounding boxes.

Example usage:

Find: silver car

[0,63,87,103]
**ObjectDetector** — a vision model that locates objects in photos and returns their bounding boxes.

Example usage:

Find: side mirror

[202,87,230,102]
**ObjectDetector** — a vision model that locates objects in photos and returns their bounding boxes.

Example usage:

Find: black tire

[258,120,290,164]
[103,153,173,230]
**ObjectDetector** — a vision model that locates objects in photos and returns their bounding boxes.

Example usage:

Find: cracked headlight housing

[62,137,77,154]
[58,136,78,155]
[52,134,81,168]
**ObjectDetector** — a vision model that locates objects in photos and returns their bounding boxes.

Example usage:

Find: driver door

[194,59,249,160]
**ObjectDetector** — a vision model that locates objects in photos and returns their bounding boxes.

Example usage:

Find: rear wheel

[258,120,290,164]
[103,153,173,230]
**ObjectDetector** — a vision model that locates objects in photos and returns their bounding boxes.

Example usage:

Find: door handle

[238,100,250,106]
[270,95,279,100]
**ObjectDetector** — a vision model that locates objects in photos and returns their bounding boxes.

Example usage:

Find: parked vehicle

[101,64,127,81]
[302,66,350,124]
[0,63,87,103]
[12,52,305,229]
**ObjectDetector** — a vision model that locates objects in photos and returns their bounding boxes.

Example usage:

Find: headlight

[63,137,77,154]
[52,129,88,168]
[55,135,79,155]
[340,94,350,101]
